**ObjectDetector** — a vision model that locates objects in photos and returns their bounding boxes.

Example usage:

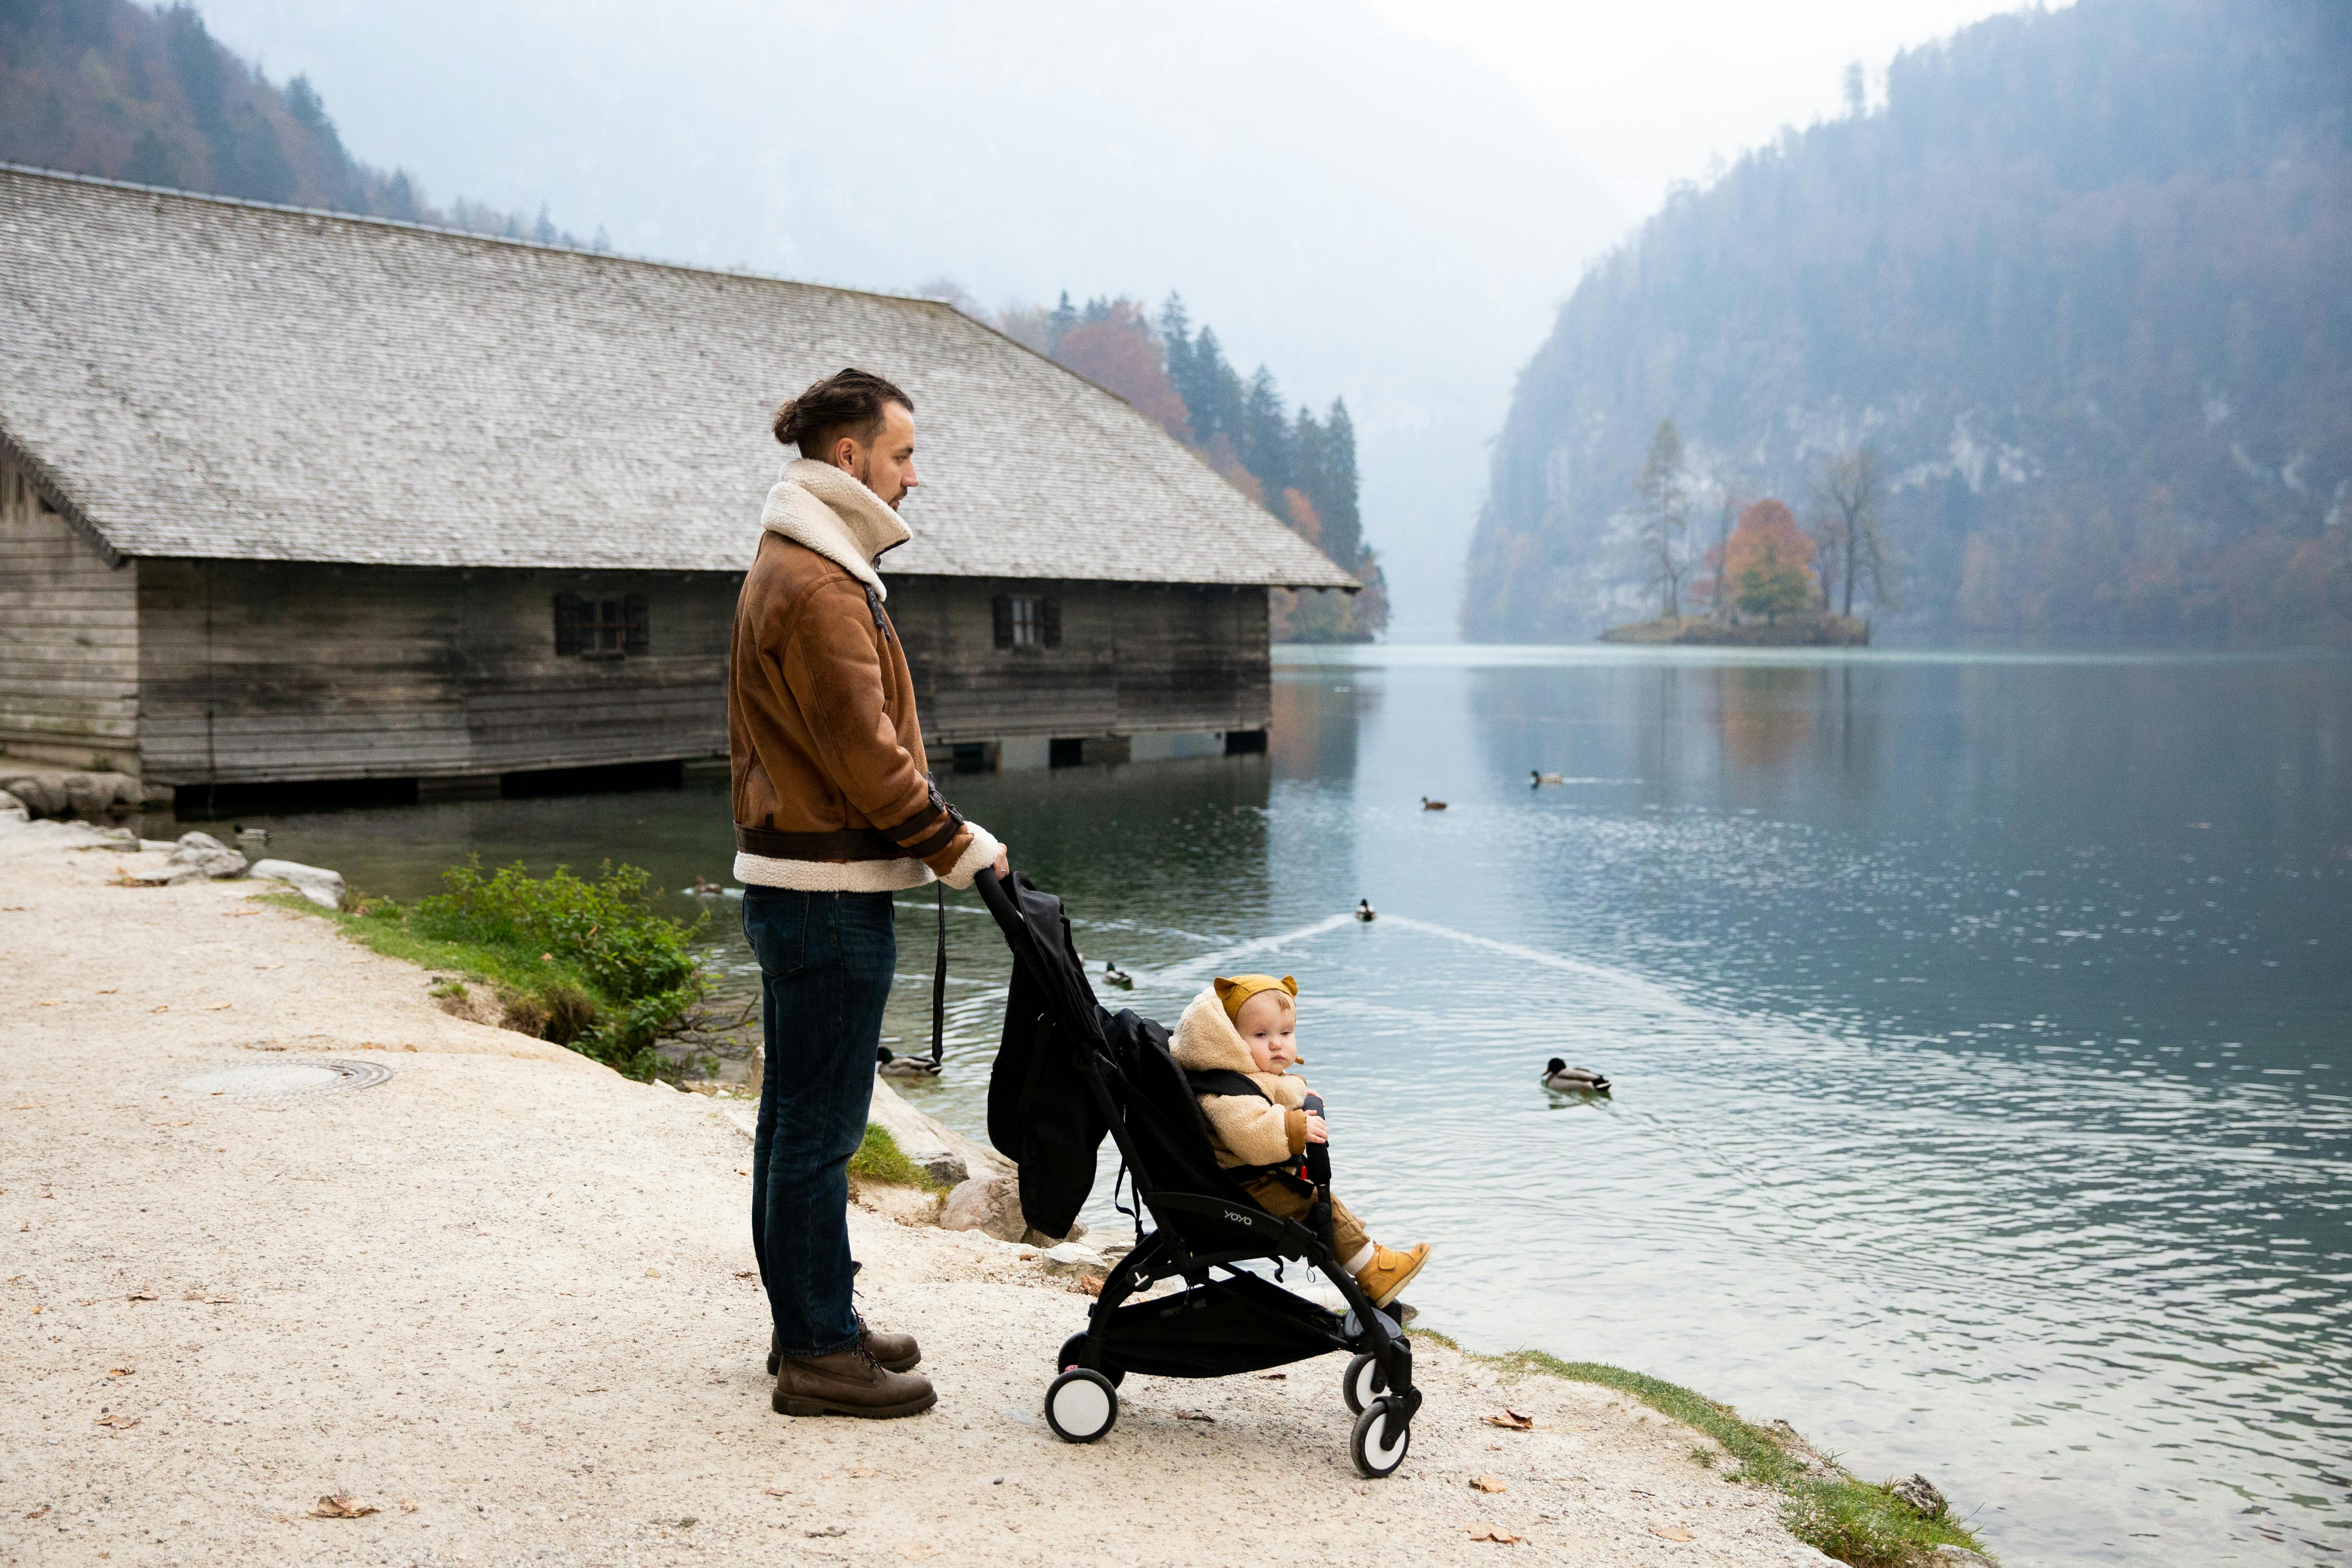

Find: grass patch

[1408,1331,1990,1567]
[271,859,705,1081]
[845,1124,949,1192]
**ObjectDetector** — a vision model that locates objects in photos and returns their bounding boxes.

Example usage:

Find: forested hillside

[1462,0,2352,645]
[1,0,592,243]
[930,283,1388,641]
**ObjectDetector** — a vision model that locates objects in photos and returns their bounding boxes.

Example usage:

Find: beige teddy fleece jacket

[1170,985,1312,1170]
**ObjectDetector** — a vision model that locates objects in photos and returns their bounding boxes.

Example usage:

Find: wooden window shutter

[623,593,651,655]
[992,594,1014,650]
[1041,596,1062,648]
[553,593,585,655]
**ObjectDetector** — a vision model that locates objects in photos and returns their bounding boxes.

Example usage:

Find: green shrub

[286,859,706,1081]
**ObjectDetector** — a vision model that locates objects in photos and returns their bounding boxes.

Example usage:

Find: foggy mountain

[134,0,1625,641]
[1462,0,2352,646]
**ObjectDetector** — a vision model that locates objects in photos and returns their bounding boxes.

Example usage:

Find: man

[730,367,1007,1418]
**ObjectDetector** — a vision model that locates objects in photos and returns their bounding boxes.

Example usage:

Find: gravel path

[1,818,1827,1566]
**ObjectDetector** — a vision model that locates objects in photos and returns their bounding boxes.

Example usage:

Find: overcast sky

[200,0,2039,638]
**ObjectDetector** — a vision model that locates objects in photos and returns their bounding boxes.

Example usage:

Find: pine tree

[1047,292,1077,355]
[1240,368,1293,499]
[1317,398,1363,569]
[1634,418,1690,617]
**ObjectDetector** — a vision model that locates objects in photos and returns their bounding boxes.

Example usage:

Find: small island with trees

[1602,418,1894,646]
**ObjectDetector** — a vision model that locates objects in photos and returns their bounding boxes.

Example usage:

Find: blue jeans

[742,886,896,1359]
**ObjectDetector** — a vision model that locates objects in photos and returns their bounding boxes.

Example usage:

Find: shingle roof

[0,165,1355,590]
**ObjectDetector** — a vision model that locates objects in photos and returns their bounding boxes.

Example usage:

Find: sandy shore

[1,815,1832,1567]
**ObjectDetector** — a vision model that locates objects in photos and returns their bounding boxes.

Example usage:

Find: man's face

[835,402,918,509]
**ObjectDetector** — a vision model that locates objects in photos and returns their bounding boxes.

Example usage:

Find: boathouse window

[992,593,1060,650]
[554,592,649,658]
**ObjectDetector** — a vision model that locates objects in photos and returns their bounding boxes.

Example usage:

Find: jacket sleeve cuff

[1284,1108,1308,1159]
[934,823,1002,890]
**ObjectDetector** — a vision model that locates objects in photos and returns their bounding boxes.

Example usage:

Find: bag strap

[1184,1067,1269,1101]
[928,879,946,1068]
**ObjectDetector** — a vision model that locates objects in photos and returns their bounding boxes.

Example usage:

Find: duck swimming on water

[1531,771,1566,786]
[1541,1058,1611,1094]
[1355,899,1377,922]
[876,1046,939,1078]
[1421,796,1448,811]
[1101,959,1134,989]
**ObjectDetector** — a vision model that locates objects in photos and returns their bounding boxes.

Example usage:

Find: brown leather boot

[769,1320,920,1375]
[772,1344,936,1418]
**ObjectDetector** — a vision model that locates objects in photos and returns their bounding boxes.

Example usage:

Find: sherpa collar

[759,456,913,598]
[1172,984,1307,1077]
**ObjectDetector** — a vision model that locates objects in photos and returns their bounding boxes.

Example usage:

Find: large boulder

[249,858,346,911]
[169,831,248,879]
[60,772,116,817]
[0,774,63,817]
[0,789,26,823]
[939,1175,1028,1242]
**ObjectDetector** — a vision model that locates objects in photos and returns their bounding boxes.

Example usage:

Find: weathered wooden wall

[0,457,140,771]
[136,562,732,784]
[123,563,1265,784]
[888,578,1270,744]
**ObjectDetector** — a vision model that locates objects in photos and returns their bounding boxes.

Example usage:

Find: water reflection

[1714,664,1815,769]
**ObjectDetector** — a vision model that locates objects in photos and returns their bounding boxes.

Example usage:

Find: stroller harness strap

[1182,1067,1317,1194]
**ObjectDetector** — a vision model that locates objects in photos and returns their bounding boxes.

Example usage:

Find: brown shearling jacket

[727,526,979,885]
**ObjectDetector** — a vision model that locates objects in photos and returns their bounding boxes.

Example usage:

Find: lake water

[192,645,2352,1567]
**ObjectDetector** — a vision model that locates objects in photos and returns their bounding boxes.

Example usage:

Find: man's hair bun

[772,368,913,457]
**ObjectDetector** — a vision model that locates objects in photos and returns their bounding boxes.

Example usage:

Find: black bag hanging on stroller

[976,867,1422,1478]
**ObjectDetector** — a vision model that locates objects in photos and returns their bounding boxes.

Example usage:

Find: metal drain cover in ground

[178,1059,393,1103]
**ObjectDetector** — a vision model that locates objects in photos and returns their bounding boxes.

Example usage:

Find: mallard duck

[1421,796,1448,811]
[876,1046,939,1078]
[1541,1058,1611,1093]
[1531,771,1566,786]
[1355,899,1377,922]
[233,824,270,843]
[689,874,722,897]
[1101,959,1133,989]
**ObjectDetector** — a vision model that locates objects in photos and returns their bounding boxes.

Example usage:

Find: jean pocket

[740,887,808,976]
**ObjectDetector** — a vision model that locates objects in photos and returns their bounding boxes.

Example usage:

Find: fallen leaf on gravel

[764,1488,789,1498]
[898,1544,938,1560]
[734,1270,758,1279]
[151,1005,168,1013]
[93,1414,139,1428]
[202,1001,233,1011]
[1483,1409,1535,1430]
[126,1291,156,1302]
[1466,1524,1522,1543]
[644,1268,661,1278]
[849,1466,876,1478]
[107,1367,133,1377]
[1174,1410,1216,1423]
[1649,1525,1694,1542]
[1257,1372,1288,1380]
[23,1506,49,1519]
[806,1525,847,1538]
[12,1103,46,1110]
[312,1494,378,1519]
[398,1498,417,1512]
[1470,1476,1508,1493]
[36,998,61,1006]
[1080,1276,1103,1297]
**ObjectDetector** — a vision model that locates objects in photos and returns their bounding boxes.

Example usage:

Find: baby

[1170,972,1431,1309]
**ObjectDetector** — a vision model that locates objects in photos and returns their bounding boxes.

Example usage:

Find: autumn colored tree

[1053,300,1190,440]
[1723,500,1818,622]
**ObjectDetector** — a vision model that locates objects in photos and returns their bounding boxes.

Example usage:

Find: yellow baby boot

[1353,1242,1432,1309]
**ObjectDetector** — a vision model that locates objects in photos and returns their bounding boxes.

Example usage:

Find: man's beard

[854,452,903,510]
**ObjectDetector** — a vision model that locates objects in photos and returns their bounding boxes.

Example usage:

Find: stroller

[975,868,1422,1477]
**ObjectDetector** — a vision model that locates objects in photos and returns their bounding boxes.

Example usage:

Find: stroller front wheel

[1044,1368,1119,1443]
[1349,1395,1411,1478]
[1342,1351,1387,1415]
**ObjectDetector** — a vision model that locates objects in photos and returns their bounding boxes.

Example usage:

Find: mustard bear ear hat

[1213,974,1298,1022]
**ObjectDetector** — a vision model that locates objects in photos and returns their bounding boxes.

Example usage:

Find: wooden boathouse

[0,165,1354,804]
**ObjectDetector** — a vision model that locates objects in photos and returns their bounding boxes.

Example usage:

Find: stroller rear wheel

[1057,1332,1124,1387]
[1044,1368,1119,1443]
[1349,1395,1411,1478]
[1341,1351,1388,1415]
